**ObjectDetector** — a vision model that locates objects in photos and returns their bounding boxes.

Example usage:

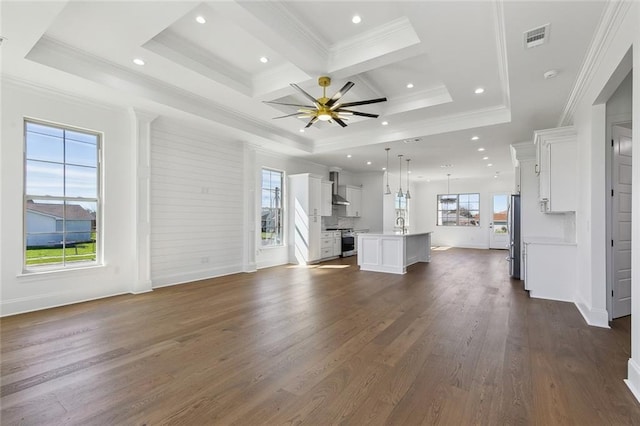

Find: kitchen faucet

[396,217,406,234]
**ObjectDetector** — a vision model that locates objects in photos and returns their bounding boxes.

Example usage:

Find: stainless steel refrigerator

[508,194,521,279]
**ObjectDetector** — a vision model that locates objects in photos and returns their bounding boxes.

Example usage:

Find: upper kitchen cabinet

[534,126,577,213]
[321,181,333,217]
[339,185,362,218]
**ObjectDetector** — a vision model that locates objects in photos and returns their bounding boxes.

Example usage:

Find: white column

[130,108,157,293]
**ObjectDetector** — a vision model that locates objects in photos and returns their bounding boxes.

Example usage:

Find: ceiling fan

[264,76,387,128]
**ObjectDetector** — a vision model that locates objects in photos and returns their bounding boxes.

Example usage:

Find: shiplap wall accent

[150,120,244,287]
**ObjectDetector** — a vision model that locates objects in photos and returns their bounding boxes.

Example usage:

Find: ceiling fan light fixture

[266,76,387,129]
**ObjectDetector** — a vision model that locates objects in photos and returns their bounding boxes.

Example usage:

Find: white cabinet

[289,174,323,264]
[321,181,333,217]
[339,185,362,217]
[321,231,341,259]
[524,239,576,302]
[534,126,577,212]
[333,232,342,256]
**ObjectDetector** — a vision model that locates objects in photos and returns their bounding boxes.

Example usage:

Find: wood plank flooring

[1,248,639,425]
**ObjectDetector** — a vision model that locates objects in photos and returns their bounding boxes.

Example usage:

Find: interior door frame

[607,121,633,321]
[489,192,510,250]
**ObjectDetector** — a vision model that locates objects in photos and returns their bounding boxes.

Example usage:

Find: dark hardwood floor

[1,248,638,425]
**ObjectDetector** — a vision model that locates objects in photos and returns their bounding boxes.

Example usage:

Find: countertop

[523,237,577,246]
[359,231,433,237]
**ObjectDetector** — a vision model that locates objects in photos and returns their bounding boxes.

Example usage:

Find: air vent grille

[524,24,550,48]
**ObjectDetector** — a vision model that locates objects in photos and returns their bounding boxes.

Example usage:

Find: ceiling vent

[524,24,550,48]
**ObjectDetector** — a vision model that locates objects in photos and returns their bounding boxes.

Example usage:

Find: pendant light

[397,154,404,198]
[447,173,451,194]
[405,158,412,200]
[384,148,392,195]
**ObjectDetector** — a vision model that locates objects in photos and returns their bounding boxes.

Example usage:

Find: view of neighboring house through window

[24,120,100,267]
[437,193,480,226]
[261,168,283,247]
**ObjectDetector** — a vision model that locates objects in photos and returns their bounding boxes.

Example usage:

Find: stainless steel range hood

[329,171,350,205]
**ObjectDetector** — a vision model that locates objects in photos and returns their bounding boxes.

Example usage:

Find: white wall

[413,175,513,248]
[566,1,639,399]
[1,79,137,316]
[355,172,384,232]
[149,118,245,287]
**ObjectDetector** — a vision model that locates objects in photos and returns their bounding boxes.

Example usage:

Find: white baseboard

[1,288,129,317]
[574,300,610,328]
[152,264,244,288]
[625,358,640,403]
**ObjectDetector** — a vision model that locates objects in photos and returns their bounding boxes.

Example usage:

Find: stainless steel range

[326,228,355,257]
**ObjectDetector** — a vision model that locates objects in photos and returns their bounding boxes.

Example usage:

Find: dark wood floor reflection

[1,248,638,424]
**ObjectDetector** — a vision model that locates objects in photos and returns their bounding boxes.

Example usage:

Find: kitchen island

[357,232,432,274]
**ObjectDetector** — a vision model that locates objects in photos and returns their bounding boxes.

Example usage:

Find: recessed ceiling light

[382,167,387,171]
[133,58,145,66]
[299,129,305,133]
[471,136,479,141]
[352,15,362,24]
[259,56,269,64]
[406,83,414,89]
[544,69,558,79]
[440,164,452,168]
[347,154,352,158]
[408,170,412,174]
[487,163,493,167]
[195,16,206,24]
[494,175,499,178]
[482,156,489,160]
[474,87,485,94]
[366,161,372,165]
[478,147,485,152]
[381,121,388,126]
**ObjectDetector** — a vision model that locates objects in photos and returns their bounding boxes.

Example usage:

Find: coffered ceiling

[1,1,608,182]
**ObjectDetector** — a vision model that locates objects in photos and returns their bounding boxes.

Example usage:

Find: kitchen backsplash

[322,215,356,230]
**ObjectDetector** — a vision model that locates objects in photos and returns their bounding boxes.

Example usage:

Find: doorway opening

[489,193,509,249]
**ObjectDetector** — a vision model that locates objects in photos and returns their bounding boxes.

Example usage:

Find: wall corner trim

[625,358,640,403]
[574,300,610,328]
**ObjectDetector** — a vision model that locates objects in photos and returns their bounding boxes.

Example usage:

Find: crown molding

[492,0,511,110]
[383,85,452,116]
[313,105,511,153]
[143,29,252,96]
[328,16,421,75]
[25,35,311,153]
[1,73,124,113]
[558,0,633,126]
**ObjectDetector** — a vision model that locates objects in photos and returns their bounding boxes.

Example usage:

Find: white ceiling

[1,1,608,182]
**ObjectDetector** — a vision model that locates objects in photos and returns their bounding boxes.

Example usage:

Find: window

[395,194,409,227]
[437,193,480,226]
[24,120,100,268]
[261,168,283,247]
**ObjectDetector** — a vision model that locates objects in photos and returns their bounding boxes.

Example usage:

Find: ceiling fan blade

[333,117,348,128]
[291,84,320,107]
[325,81,355,108]
[305,116,319,128]
[338,97,388,108]
[273,112,304,119]
[263,100,316,108]
[335,109,379,118]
